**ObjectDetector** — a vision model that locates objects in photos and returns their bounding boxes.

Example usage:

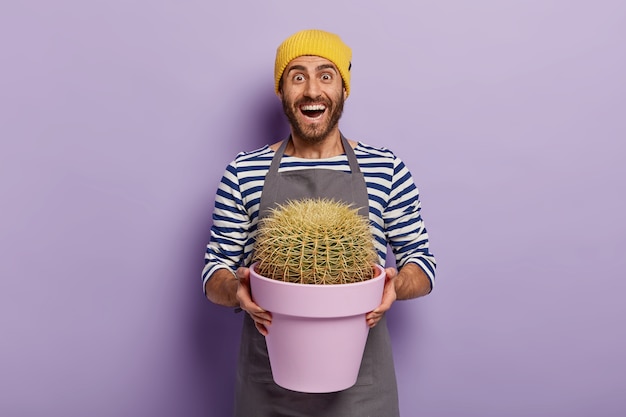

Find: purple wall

[2,1,625,416]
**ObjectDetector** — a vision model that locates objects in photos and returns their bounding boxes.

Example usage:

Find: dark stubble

[282,92,345,144]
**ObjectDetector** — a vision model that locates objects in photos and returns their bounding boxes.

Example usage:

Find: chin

[298,126,332,143]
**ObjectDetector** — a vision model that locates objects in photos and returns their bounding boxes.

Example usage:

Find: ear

[276,78,284,99]
[343,88,348,101]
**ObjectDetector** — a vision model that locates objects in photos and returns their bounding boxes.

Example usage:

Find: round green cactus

[253,198,377,284]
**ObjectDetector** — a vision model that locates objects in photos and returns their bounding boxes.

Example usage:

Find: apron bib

[234,135,399,417]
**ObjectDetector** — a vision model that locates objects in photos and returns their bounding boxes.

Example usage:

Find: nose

[304,78,322,98]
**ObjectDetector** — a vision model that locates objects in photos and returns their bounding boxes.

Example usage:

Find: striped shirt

[203,142,436,289]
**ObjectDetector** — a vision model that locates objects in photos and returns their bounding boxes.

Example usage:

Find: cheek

[280,87,300,102]
[284,94,297,107]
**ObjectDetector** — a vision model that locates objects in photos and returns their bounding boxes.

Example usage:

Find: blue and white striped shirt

[203,142,436,289]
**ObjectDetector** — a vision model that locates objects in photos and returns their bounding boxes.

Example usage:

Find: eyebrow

[286,63,338,74]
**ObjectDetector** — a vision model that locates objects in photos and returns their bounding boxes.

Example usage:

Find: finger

[366,311,375,320]
[236,267,250,281]
[365,310,381,321]
[236,274,264,311]
[249,308,272,323]
[366,313,381,328]
[238,293,264,312]
[255,321,269,336]
[379,293,396,311]
[385,267,397,280]
[371,295,394,315]
[380,279,397,306]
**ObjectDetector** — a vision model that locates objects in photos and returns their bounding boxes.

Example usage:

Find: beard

[282,93,345,144]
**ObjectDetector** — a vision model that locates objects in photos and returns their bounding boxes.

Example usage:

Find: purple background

[1,1,625,416]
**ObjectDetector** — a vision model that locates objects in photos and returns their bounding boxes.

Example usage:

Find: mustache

[295,98,331,107]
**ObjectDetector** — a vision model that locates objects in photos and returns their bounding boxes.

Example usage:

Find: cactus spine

[253,198,377,284]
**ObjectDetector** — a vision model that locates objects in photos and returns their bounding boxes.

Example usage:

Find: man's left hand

[366,267,397,328]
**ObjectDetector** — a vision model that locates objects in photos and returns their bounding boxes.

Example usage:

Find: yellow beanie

[274,29,352,96]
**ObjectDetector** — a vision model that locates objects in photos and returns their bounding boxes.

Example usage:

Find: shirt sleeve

[202,160,251,289]
[383,156,437,290]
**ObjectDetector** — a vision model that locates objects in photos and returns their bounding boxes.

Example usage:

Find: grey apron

[234,135,399,417]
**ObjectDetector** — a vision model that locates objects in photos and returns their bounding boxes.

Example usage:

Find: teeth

[301,104,326,111]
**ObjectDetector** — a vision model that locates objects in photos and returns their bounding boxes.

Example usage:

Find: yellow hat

[274,29,352,96]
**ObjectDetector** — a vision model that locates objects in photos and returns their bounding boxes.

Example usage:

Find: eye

[293,74,305,82]
[321,73,333,81]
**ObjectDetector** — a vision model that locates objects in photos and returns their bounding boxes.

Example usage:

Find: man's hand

[235,267,273,336]
[366,267,397,328]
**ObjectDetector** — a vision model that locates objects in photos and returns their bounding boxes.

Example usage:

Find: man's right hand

[235,267,273,336]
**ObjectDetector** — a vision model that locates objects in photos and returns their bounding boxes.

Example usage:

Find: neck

[287,129,344,159]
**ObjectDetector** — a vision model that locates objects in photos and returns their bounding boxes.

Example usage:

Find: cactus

[253,198,377,284]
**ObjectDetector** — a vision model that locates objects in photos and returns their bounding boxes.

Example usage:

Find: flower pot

[249,262,386,393]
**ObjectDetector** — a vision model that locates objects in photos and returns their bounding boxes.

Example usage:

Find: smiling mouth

[300,103,326,119]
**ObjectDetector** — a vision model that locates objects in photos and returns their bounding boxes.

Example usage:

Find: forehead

[285,55,338,72]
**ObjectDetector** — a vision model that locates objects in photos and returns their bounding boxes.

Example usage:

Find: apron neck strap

[268,133,361,175]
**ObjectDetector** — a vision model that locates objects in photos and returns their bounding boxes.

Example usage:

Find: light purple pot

[249,263,386,393]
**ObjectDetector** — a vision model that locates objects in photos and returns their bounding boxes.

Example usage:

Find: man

[203,29,436,416]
